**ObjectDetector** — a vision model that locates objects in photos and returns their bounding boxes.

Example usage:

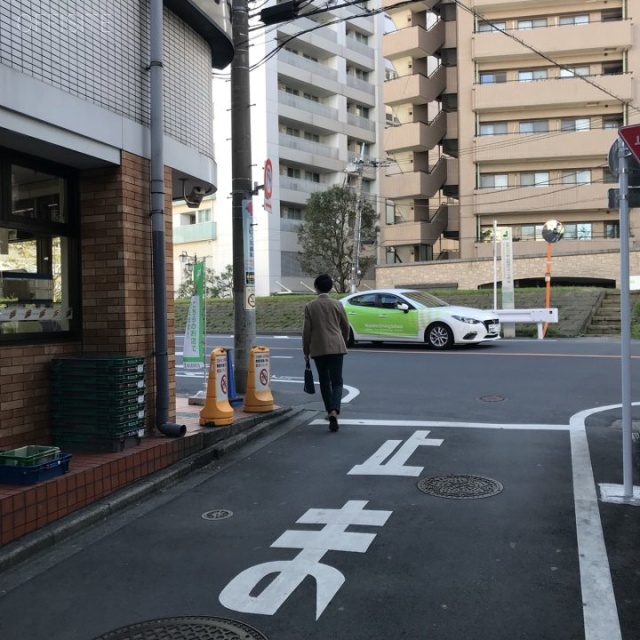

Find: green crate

[52,357,144,376]
[0,445,61,467]
[51,392,145,410]
[53,417,145,436]
[53,430,142,453]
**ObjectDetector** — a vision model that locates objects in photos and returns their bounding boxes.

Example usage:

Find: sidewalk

[0,397,298,570]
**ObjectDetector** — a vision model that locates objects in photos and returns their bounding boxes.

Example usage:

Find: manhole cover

[91,616,268,640]
[202,509,233,521]
[479,395,505,403]
[417,474,504,499]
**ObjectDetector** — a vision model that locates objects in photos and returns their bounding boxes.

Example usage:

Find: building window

[603,168,617,184]
[519,120,548,134]
[561,170,591,185]
[521,224,544,241]
[521,172,550,187]
[477,20,505,32]
[479,71,507,84]
[560,118,590,131]
[479,174,508,189]
[197,208,211,223]
[602,9,623,22]
[1,153,79,339]
[602,62,623,76]
[518,69,547,82]
[564,223,592,240]
[560,66,590,78]
[605,222,620,238]
[559,14,589,26]
[305,171,320,183]
[479,122,508,136]
[517,18,547,29]
[281,206,303,220]
[286,167,300,179]
[603,115,623,129]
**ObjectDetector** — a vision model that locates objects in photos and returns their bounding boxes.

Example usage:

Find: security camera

[181,180,211,208]
[185,186,207,208]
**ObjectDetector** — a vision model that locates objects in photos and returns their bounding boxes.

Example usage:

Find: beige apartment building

[379,0,640,290]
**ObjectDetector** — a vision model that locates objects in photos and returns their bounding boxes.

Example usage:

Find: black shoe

[329,412,339,432]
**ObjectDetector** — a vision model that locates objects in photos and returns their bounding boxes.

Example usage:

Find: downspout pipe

[150,0,186,437]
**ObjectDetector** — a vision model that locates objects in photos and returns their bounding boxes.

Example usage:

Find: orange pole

[543,242,552,337]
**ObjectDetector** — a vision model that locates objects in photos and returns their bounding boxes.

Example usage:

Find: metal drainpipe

[150,0,185,437]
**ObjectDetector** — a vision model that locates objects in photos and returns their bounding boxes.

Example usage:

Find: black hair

[314,273,333,293]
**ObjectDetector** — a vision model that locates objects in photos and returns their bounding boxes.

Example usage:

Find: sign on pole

[618,124,640,163]
[243,199,256,310]
[183,260,205,370]
[264,158,273,213]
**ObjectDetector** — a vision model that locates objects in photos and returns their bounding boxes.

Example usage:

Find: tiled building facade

[0,1,233,449]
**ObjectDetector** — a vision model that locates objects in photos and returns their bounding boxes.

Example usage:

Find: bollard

[199,347,234,426]
[243,346,274,413]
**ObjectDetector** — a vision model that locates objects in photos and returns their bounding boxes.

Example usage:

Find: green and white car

[341,289,501,349]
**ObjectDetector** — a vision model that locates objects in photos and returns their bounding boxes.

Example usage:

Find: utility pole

[346,145,389,293]
[231,0,256,394]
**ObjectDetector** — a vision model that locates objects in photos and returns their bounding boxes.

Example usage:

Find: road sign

[618,124,640,164]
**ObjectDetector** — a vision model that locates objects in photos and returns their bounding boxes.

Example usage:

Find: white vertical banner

[243,199,256,311]
[500,228,515,338]
[183,261,205,370]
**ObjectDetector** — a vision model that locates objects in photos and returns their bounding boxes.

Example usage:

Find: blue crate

[0,453,72,485]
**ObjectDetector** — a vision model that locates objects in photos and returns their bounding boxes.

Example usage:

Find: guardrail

[494,308,558,340]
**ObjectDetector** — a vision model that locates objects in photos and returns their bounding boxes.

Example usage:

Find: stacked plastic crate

[51,356,145,452]
[0,445,72,485]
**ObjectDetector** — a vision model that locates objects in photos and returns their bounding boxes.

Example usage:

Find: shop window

[0,153,78,339]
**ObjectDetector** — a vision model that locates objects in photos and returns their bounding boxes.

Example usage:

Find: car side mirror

[396,303,409,313]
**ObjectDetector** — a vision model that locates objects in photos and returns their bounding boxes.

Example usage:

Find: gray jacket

[302,293,349,358]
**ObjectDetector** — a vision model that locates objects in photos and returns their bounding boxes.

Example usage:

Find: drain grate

[91,616,268,640]
[417,474,504,499]
[201,509,233,521]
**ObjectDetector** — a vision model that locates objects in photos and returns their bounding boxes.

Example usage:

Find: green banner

[183,261,205,370]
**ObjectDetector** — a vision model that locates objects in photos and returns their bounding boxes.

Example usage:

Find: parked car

[340,289,501,349]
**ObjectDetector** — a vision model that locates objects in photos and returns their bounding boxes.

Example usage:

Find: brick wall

[376,250,640,290]
[0,152,176,449]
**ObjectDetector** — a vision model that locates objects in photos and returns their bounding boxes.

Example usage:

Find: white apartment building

[379,0,640,290]
[173,0,388,296]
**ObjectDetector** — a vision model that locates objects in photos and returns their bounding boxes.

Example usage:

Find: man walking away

[302,274,350,432]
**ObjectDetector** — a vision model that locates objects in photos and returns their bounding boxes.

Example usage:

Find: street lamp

[179,251,198,271]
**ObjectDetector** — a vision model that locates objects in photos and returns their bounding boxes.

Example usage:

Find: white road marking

[309,418,569,430]
[270,378,360,404]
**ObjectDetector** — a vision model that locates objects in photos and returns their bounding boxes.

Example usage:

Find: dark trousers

[313,354,344,414]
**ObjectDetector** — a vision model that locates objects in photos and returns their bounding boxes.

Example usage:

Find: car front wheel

[426,322,453,349]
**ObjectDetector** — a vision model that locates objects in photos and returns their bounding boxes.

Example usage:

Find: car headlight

[451,315,481,324]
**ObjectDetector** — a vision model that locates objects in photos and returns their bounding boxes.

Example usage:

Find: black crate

[52,414,145,434]
[53,430,142,453]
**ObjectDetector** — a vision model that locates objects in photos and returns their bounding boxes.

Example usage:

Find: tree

[297,185,377,293]
[176,264,234,299]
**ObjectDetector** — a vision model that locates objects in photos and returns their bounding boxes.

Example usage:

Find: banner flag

[184,260,205,370]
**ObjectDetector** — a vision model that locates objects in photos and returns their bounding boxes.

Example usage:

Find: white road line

[309,418,570,430]
[270,378,359,404]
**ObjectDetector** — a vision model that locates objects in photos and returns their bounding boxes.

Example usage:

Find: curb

[0,405,305,574]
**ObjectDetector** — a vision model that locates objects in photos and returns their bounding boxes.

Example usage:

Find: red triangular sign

[619,124,640,164]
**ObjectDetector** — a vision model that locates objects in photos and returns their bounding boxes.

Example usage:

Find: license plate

[488,323,499,333]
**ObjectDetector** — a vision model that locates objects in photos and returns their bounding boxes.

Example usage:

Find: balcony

[473,20,632,62]
[278,51,338,83]
[382,0,441,14]
[173,221,216,244]
[472,183,609,216]
[382,204,448,246]
[384,21,445,60]
[474,129,617,163]
[384,65,447,106]
[473,75,634,112]
[384,159,447,199]
[385,112,446,153]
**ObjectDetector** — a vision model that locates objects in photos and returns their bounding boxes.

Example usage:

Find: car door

[376,293,419,339]
[343,293,381,339]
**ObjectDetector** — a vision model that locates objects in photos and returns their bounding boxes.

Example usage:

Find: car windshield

[403,291,449,308]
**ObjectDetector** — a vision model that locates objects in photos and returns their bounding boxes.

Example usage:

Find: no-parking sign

[264,158,273,212]
[254,350,270,392]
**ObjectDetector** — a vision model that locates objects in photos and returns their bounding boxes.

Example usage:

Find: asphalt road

[1,336,639,640]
